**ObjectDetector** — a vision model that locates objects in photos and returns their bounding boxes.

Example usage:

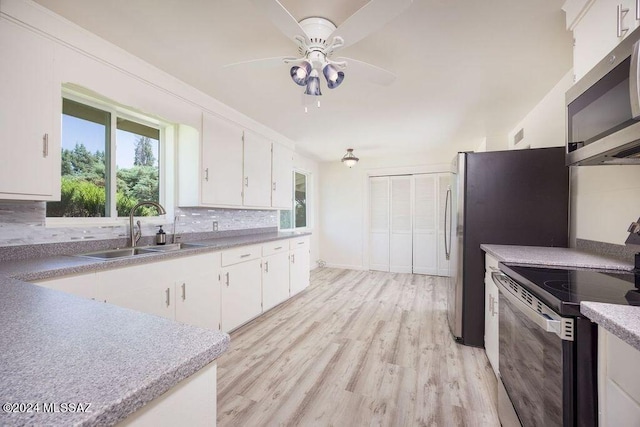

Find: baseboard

[323,263,367,271]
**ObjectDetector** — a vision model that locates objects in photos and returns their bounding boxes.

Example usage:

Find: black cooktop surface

[500,264,640,316]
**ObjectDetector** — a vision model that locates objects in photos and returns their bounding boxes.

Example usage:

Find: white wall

[319,152,453,270]
[293,152,321,269]
[508,70,573,149]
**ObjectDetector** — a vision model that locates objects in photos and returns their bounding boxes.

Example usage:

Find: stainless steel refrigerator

[446,147,569,347]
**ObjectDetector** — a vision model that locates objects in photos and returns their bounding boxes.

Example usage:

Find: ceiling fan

[227,0,414,96]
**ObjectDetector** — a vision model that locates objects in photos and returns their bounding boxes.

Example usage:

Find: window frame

[46,89,171,227]
[279,169,312,231]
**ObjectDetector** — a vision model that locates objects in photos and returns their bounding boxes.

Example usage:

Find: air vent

[513,128,524,145]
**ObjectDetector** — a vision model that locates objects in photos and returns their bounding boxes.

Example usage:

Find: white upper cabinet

[201,112,244,206]
[0,17,60,200]
[571,0,640,80]
[179,112,292,209]
[271,143,293,209]
[242,132,272,207]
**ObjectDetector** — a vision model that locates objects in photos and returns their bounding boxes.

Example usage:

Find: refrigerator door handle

[444,187,451,260]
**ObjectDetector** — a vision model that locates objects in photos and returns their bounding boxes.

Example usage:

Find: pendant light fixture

[341,148,359,168]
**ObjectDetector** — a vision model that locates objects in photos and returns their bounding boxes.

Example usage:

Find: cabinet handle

[42,134,49,158]
[298,241,304,245]
[204,168,209,181]
[181,283,186,301]
[245,177,249,187]
[165,288,171,307]
[274,246,283,250]
[240,253,251,258]
[225,272,230,286]
[273,182,277,191]
[291,253,295,264]
[618,4,629,37]
[265,261,269,273]
[637,0,640,20]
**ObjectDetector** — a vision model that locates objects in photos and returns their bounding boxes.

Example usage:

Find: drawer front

[262,240,289,257]
[221,244,262,266]
[289,236,309,251]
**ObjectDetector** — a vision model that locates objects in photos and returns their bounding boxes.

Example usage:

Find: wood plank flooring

[217,268,499,427]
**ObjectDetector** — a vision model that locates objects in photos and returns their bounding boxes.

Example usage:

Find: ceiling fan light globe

[290,61,312,86]
[304,76,322,96]
[323,64,345,89]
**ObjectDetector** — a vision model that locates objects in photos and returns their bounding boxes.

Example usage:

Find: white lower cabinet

[220,258,262,332]
[289,237,310,296]
[262,251,290,312]
[97,253,221,328]
[598,327,640,426]
[33,272,98,300]
[484,253,499,378]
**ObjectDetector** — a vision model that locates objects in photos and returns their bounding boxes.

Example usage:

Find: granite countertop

[0,230,309,426]
[581,302,640,352]
[0,231,311,282]
[481,244,634,271]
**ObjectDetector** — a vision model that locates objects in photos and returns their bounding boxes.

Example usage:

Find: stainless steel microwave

[566,27,640,165]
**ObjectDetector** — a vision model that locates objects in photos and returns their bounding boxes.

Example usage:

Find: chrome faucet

[129,201,166,247]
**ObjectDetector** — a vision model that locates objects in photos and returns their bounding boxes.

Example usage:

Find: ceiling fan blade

[249,0,309,44]
[223,56,300,70]
[334,57,396,86]
[329,0,413,50]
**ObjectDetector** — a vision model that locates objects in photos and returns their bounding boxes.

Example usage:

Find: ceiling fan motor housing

[298,17,337,56]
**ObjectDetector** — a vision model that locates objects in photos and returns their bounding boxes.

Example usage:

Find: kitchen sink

[142,242,203,252]
[75,247,159,260]
[75,243,202,260]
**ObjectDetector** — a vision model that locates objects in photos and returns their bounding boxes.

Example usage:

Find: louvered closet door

[413,174,438,275]
[437,174,452,276]
[390,176,413,273]
[369,177,390,272]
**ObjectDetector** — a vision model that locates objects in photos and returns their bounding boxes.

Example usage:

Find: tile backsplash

[0,201,277,247]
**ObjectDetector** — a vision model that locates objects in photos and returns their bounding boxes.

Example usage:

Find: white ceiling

[34,0,573,162]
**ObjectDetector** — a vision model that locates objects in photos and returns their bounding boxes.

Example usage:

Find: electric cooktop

[499,263,640,316]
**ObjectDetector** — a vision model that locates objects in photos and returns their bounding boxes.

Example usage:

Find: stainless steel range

[493,264,640,426]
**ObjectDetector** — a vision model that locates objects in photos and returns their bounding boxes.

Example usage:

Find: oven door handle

[491,272,564,338]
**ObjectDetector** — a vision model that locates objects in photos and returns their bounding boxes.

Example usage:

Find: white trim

[323,263,367,271]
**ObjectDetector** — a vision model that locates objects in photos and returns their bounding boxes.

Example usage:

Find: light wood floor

[217,268,499,427]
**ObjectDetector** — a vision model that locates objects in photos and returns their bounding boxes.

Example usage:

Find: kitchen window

[280,170,309,230]
[46,94,165,220]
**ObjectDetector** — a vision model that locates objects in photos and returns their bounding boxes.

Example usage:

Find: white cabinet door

[201,112,243,206]
[98,261,174,319]
[413,174,437,275]
[271,143,293,209]
[0,17,60,200]
[572,0,640,80]
[262,251,290,311]
[484,254,499,378]
[390,176,413,273]
[33,272,97,300]
[369,177,390,272]
[243,132,272,207]
[220,258,262,332]
[174,253,222,330]
[290,247,310,295]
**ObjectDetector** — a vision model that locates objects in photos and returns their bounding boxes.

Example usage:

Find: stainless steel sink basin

[76,247,158,260]
[143,242,203,252]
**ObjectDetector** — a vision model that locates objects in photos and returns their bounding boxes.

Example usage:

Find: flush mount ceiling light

[341,148,359,168]
[226,1,410,100]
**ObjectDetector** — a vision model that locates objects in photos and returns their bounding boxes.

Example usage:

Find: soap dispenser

[156,225,167,245]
